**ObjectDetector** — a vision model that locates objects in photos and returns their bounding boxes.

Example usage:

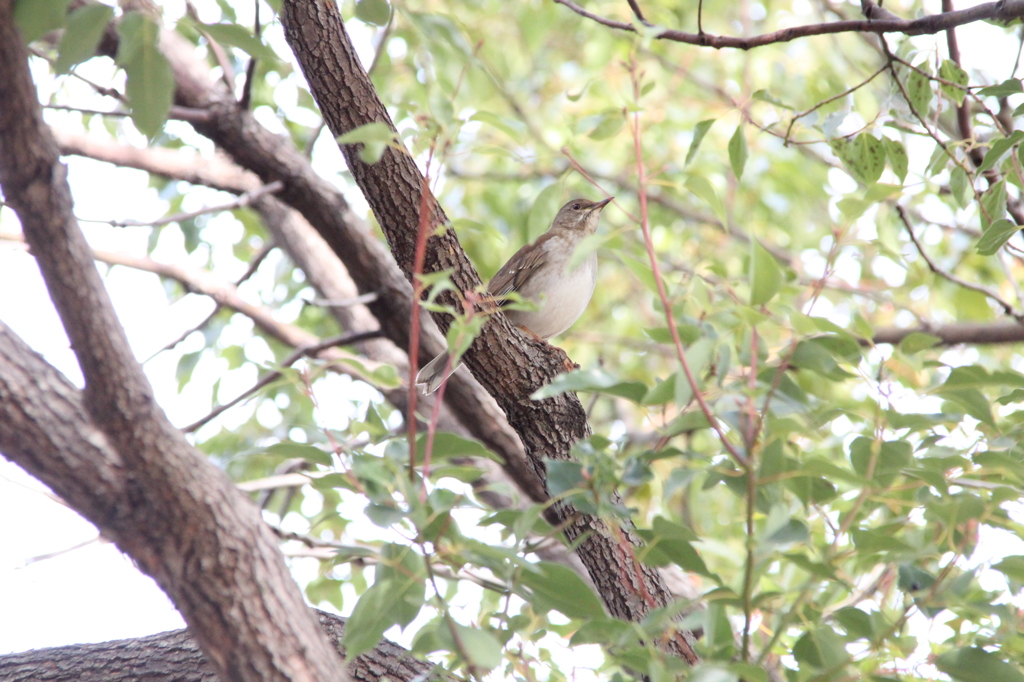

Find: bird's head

[551,197,613,233]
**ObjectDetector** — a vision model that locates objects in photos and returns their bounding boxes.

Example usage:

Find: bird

[416,196,613,393]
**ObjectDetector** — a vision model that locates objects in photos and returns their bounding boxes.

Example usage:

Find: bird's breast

[506,249,597,340]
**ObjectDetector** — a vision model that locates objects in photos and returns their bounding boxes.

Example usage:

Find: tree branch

[871,320,1024,346]
[0,610,443,682]
[553,0,1024,50]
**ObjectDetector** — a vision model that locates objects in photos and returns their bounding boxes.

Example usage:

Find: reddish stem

[407,147,437,482]
[628,60,746,467]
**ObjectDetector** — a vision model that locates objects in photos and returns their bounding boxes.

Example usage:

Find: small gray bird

[416,196,613,393]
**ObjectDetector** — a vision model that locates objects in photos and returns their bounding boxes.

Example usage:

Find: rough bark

[0,611,443,682]
[0,8,347,681]
[279,0,699,662]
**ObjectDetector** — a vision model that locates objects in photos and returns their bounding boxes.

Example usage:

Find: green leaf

[375,543,426,626]
[728,125,748,179]
[660,410,711,437]
[792,626,847,669]
[55,4,114,74]
[977,218,1019,256]
[978,130,1024,173]
[979,78,1023,97]
[343,581,400,658]
[199,21,278,62]
[531,368,647,402]
[949,165,973,208]
[937,367,997,425]
[519,561,606,619]
[415,432,501,462]
[935,647,1024,682]
[849,437,911,485]
[851,528,912,554]
[265,441,333,467]
[831,134,886,185]
[899,332,941,353]
[570,618,635,646]
[751,89,793,110]
[749,240,782,306]
[14,0,72,43]
[834,607,874,640]
[175,351,201,392]
[685,175,726,223]
[470,111,527,139]
[836,196,870,221]
[790,338,854,380]
[939,386,995,426]
[116,13,174,137]
[336,122,399,164]
[763,518,809,546]
[883,138,909,183]
[527,183,563,241]
[588,110,624,140]
[992,555,1024,583]
[906,63,933,114]
[450,624,502,670]
[546,460,585,498]
[980,179,1007,227]
[685,119,715,166]
[638,516,714,577]
[355,0,392,26]
[939,59,969,105]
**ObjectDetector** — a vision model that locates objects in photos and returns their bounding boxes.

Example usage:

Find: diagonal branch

[897,206,1024,323]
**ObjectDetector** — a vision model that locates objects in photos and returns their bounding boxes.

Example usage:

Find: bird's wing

[487,233,553,303]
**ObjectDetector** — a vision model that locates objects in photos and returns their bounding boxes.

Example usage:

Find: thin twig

[553,0,1024,50]
[239,0,261,109]
[367,14,394,77]
[182,330,385,433]
[627,59,746,467]
[305,292,380,308]
[897,205,1024,321]
[783,64,888,144]
[78,181,283,228]
[41,103,213,123]
[142,244,274,364]
[626,0,649,25]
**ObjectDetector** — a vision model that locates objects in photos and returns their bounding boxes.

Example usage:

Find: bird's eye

[572,203,581,210]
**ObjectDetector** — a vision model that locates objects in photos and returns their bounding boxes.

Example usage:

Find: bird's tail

[415,350,459,394]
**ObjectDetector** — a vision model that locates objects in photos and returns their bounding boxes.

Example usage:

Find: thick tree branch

[554,0,1024,50]
[0,609,442,682]
[0,7,347,681]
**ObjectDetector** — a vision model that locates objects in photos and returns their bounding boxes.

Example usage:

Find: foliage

[11,0,1024,680]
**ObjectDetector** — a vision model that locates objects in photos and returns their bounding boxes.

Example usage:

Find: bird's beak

[592,197,614,211]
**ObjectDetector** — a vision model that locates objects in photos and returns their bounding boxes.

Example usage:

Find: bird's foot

[517,325,547,342]
[551,345,579,373]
